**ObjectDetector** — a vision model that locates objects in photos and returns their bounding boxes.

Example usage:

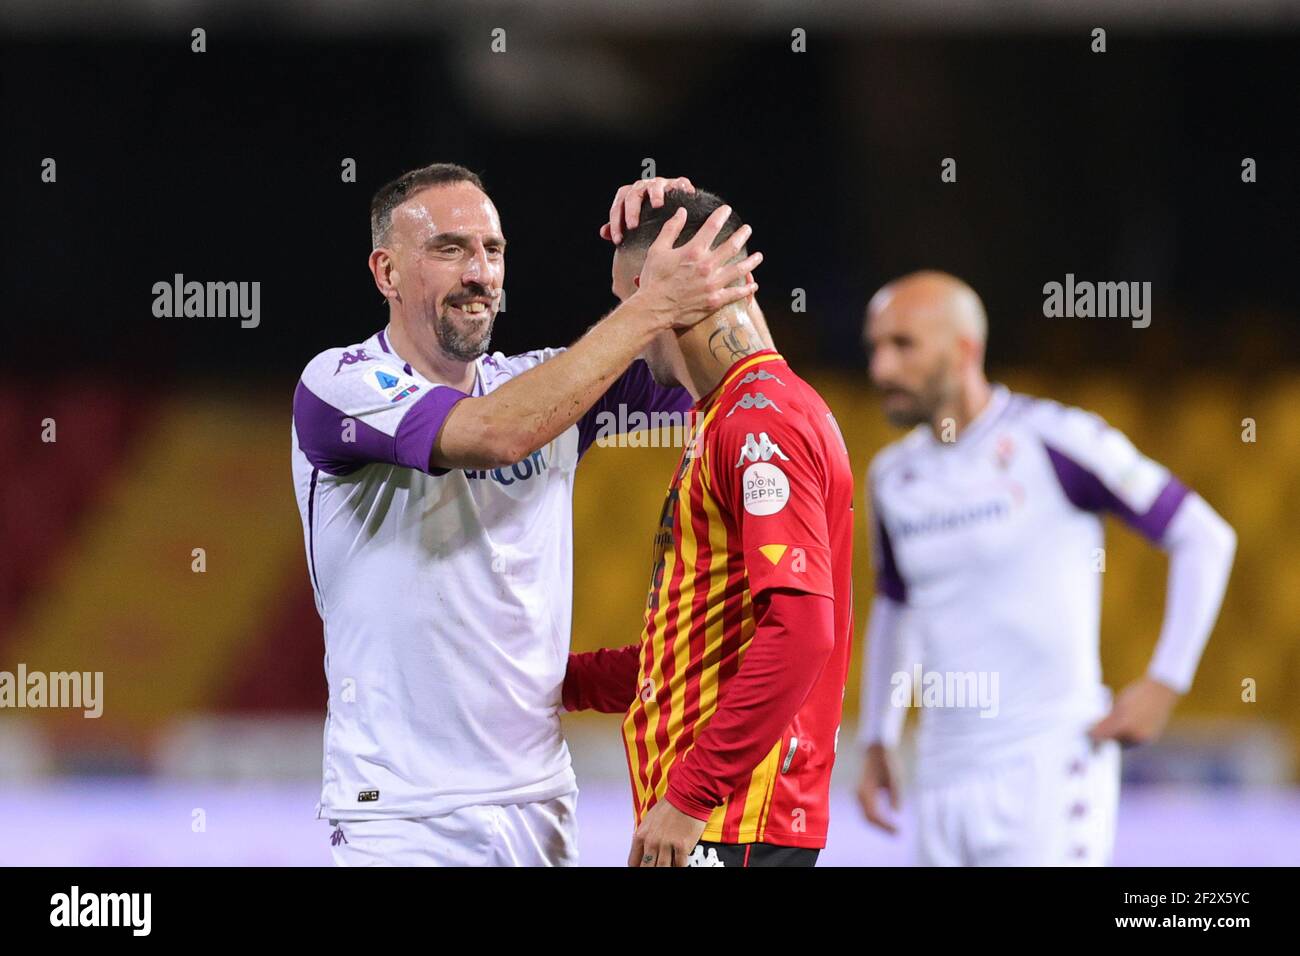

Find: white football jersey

[867,385,1188,779]
[291,328,689,820]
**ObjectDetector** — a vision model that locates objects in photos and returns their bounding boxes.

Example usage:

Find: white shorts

[914,733,1120,867]
[328,791,579,867]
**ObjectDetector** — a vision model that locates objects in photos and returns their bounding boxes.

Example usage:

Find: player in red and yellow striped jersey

[564,187,855,867]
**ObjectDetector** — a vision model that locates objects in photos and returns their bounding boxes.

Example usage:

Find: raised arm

[432,204,761,470]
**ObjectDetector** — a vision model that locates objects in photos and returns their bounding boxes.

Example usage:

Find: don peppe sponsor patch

[742,461,791,515]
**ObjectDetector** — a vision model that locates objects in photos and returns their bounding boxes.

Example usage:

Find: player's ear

[633,274,641,289]
[369,248,400,303]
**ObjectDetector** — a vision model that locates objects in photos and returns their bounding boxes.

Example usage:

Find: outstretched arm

[432,204,762,470]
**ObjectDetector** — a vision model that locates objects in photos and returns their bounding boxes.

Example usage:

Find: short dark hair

[617,187,745,257]
[370,163,487,248]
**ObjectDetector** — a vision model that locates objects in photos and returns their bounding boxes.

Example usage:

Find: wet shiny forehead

[393,184,503,245]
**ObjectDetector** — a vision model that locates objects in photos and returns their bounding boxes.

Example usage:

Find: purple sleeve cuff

[1045,443,1191,542]
[294,380,393,476]
[576,360,692,459]
[395,386,470,475]
[293,379,467,477]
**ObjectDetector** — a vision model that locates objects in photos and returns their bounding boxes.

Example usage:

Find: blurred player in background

[290,164,762,865]
[564,189,856,867]
[854,271,1237,866]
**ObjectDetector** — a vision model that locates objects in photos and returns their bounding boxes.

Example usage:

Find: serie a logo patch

[357,789,380,802]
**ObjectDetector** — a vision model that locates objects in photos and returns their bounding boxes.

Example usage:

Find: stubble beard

[435,309,495,362]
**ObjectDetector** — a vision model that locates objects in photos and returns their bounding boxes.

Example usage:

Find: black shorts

[687,840,819,867]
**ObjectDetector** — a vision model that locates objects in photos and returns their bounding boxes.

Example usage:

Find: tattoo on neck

[708,326,760,365]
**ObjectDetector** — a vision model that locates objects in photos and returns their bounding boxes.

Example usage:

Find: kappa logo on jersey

[726,391,782,418]
[737,369,785,387]
[367,368,423,404]
[334,349,374,374]
[686,845,726,867]
[735,431,790,468]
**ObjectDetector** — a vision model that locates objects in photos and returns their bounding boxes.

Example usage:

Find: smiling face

[380,181,505,362]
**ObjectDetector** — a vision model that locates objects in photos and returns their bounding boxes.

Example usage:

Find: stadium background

[1,2,1297,864]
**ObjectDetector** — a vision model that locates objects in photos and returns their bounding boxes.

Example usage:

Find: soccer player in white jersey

[854,271,1236,866]
[290,163,763,866]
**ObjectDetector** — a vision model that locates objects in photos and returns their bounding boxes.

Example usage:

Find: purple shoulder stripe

[1044,443,1190,542]
[294,381,396,476]
[293,379,468,477]
[576,359,692,459]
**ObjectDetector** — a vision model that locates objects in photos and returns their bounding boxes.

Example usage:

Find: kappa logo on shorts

[687,845,725,867]
[726,391,782,417]
[330,825,348,846]
[735,431,790,467]
[357,789,379,802]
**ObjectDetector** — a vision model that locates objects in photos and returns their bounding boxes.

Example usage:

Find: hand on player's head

[634,205,762,330]
[600,176,696,245]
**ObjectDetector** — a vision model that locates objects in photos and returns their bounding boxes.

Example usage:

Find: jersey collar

[375,326,414,377]
[693,349,784,412]
[377,325,485,395]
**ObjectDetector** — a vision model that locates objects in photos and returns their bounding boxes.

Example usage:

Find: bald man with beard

[854,271,1236,866]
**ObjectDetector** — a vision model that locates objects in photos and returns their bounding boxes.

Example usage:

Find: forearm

[856,595,910,749]
[1147,493,1237,692]
[563,644,642,714]
[432,298,666,469]
[665,590,834,821]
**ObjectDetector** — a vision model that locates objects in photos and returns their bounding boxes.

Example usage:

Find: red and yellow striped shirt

[621,351,855,848]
